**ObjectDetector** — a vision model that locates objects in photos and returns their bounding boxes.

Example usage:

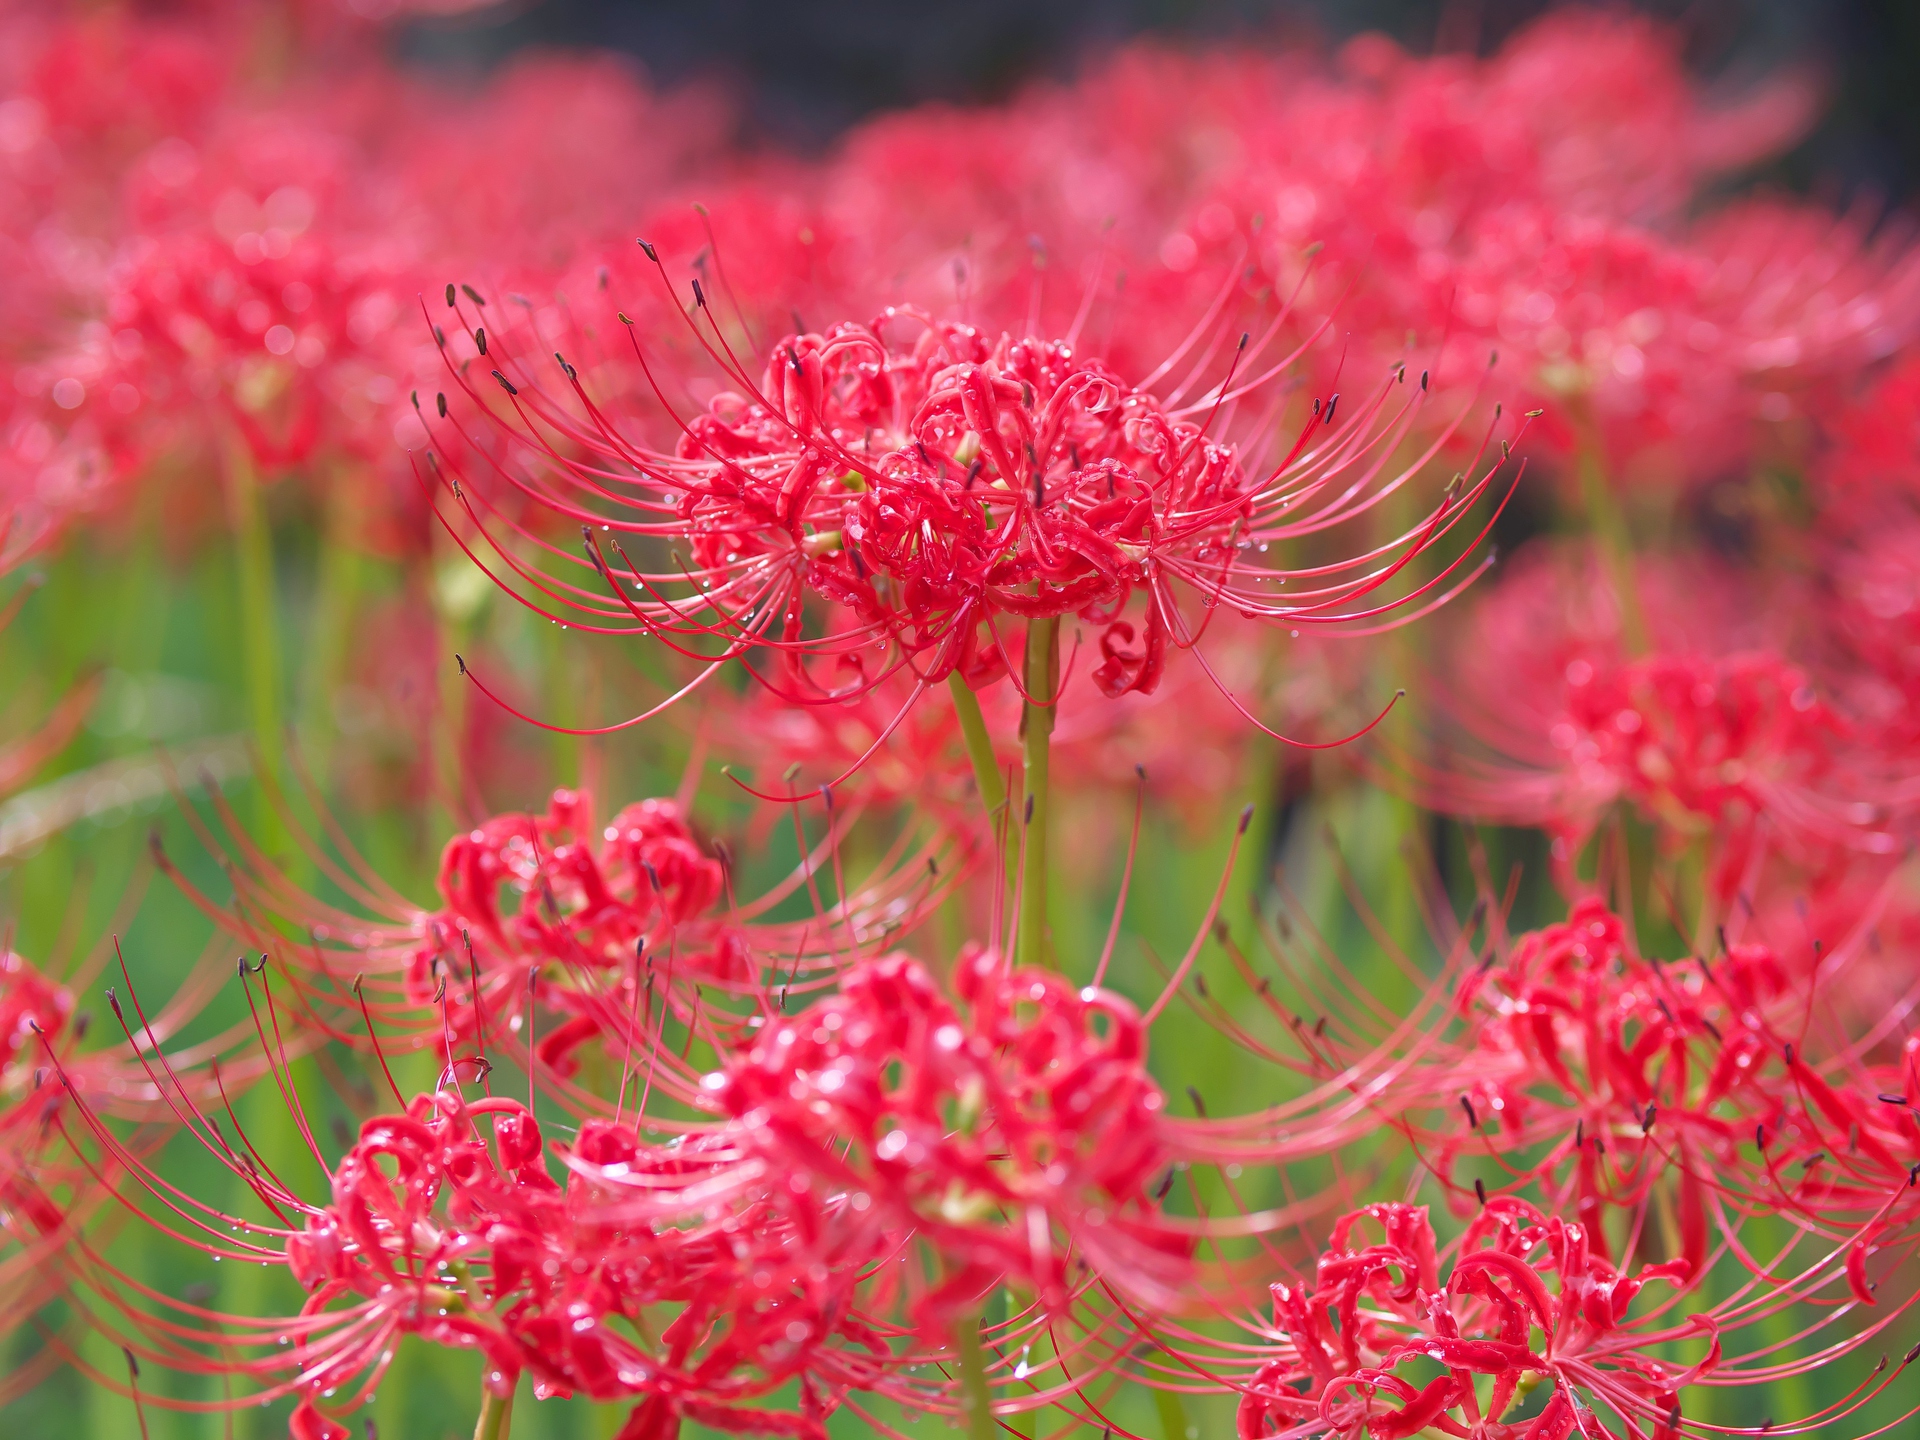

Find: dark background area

[398,0,1920,204]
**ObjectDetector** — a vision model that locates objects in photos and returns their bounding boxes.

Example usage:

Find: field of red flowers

[3,4,1919,1437]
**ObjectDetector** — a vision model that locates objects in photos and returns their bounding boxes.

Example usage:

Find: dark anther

[1323,393,1339,426]
[1186,1085,1206,1117]
[1474,1177,1487,1205]
[462,284,486,306]
[456,654,467,675]
[445,283,456,307]
[1023,794,1035,825]
[475,327,487,355]
[1461,1095,1479,1129]
[492,370,517,396]
[436,392,447,418]
[691,278,707,308]
[1420,370,1429,390]
[637,239,659,261]
[1238,803,1254,834]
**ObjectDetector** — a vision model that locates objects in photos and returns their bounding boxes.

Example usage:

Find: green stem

[1153,1385,1193,1440]
[432,538,490,837]
[298,467,363,793]
[1574,432,1647,658]
[474,1378,515,1440]
[1017,616,1059,968]
[223,436,285,851]
[957,1312,997,1440]
[948,671,1007,819]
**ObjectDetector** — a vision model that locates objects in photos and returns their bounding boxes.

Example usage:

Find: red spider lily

[4,2,730,555]
[0,930,321,1403]
[1824,514,1920,746]
[42,1051,902,1440]
[1819,351,1920,503]
[730,10,1815,384]
[709,945,1186,1319]
[849,17,1878,489]
[1399,545,1912,893]
[281,1089,895,1439]
[152,781,972,1088]
[36,799,1473,1439]
[1344,197,1920,487]
[423,274,1517,767]
[1,947,71,1073]
[1230,1192,1920,1440]
[1381,888,1920,1294]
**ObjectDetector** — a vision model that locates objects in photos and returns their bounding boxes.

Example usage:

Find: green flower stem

[297,468,363,793]
[1572,416,1646,658]
[474,1379,515,1440]
[432,539,491,837]
[1153,1384,1194,1440]
[1017,616,1060,968]
[222,435,286,851]
[957,1312,997,1440]
[948,671,1007,820]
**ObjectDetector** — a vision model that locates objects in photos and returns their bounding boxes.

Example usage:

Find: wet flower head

[712,946,1181,1313]
[427,273,1518,749]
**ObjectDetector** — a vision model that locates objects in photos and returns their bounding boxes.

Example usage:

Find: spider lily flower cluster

[4,4,1920,1440]
[423,290,1516,745]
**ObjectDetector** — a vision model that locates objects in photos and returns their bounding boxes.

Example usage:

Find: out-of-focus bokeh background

[4,1,1918,1436]
[404,0,1920,191]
